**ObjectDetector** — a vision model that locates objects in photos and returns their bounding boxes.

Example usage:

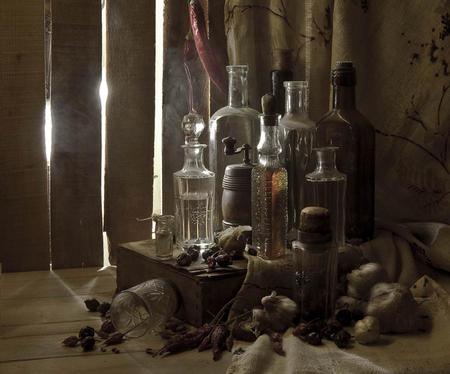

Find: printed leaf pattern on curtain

[225,0,450,223]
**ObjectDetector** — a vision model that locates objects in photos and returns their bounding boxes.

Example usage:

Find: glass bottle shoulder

[279,114,315,132]
[306,169,346,182]
[173,168,214,179]
[316,108,374,132]
[210,105,259,122]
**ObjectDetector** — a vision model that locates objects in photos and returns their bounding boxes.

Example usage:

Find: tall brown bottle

[316,62,374,242]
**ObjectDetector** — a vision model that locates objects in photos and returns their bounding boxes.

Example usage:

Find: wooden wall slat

[104,0,155,264]
[0,1,50,272]
[51,0,103,269]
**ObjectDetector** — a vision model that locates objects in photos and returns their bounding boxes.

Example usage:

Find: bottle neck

[182,145,206,170]
[332,85,355,109]
[257,117,282,164]
[315,148,338,173]
[285,86,308,115]
[228,71,248,107]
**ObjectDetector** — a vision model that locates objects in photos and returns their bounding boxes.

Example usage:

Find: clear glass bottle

[279,81,315,236]
[252,96,288,259]
[292,207,334,320]
[174,112,215,249]
[316,61,375,242]
[306,147,346,250]
[209,65,259,230]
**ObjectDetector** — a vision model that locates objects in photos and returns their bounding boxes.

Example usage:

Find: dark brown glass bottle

[271,49,293,116]
[316,62,374,242]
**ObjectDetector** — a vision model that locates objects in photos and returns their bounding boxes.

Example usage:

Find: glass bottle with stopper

[173,112,215,250]
[209,65,259,231]
[251,94,288,259]
[279,81,315,237]
[221,137,254,228]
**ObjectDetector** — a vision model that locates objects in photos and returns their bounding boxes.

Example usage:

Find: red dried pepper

[158,324,212,356]
[211,324,229,361]
[189,0,227,97]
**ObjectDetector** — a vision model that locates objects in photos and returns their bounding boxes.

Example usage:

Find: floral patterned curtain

[225,0,450,223]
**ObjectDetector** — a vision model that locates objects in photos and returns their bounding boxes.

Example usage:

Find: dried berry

[79,326,95,339]
[98,302,111,317]
[202,246,220,261]
[112,347,120,354]
[335,309,353,327]
[187,246,200,261]
[81,336,96,352]
[62,336,79,347]
[176,252,192,267]
[333,329,351,348]
[84,298,100,312]
[245,245,257,256]
[101,347,107,352]
[103,332,125,346]
[216,253,232,267]
[100,319,116,334]
[321,320,342,340]
[305,332,322,346]
[207,256,216,270]
[293,323,311,338]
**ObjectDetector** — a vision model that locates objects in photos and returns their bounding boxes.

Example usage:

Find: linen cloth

[227,223,450,373]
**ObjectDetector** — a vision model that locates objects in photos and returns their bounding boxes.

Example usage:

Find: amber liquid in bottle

[316,62,375,241]
[252,112,288,259]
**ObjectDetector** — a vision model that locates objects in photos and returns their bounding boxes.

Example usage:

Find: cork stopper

[272,48,293,71]
[298,206,332,244]
[260,93,278,126]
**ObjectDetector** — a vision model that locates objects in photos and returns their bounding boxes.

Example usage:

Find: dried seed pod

[198,333,212,352]
[84,298,100,312]
[100,319,116,334]
[81,336,96,351]
[211,325,229,361]
[333,329,351,348]
[79,326,95,339]
[177,252,192,267]
[62,336,79,347]
[305,332,322,346]
[98,302,111,317]
[187,246,200,261]
[158,324,212,356]
[112,347,120,354]
[103,332,124,346]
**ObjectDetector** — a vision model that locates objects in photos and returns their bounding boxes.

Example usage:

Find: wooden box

[117,240,247,327]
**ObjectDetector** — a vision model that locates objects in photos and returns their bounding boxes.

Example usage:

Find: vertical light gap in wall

[100,0,109,267]
[44,0,52,269]
[153,0,165,216]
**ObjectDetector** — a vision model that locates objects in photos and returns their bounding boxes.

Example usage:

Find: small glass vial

[251,94,288,259]
[306,147,346,250]
[154,215,175,260]
[174,112,215,250]
[293,207,334,320]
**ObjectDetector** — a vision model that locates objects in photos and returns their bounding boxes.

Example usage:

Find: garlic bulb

[252,291,298,333]
[366,282,430,333]
[355,316,380,344]
[347,263,388,300]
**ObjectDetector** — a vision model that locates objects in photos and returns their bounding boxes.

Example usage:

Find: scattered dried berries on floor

[79,326,95,339]
[81,336,96,352]
[62,336,79,347]
[98,302,111,317]
[84,298,100,312]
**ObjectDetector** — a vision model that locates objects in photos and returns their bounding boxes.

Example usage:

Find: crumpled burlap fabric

[227,223,450,374]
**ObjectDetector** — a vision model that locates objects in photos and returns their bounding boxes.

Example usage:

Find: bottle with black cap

[316,61,375,242]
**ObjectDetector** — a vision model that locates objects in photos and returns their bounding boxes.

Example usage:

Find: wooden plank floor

[0,267,231,373]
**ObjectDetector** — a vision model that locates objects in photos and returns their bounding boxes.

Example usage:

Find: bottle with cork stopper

[251,93,288,259]
[292,206,336,320]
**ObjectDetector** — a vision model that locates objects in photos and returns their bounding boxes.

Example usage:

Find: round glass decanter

[174,112,215,249]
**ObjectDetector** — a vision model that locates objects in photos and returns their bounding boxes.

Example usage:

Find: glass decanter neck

[284,81,309,114]
[227,65,248,107]
[181,144,207,171]
[257,115,282,160]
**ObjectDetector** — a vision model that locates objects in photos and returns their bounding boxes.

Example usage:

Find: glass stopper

[181,111,205,145]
